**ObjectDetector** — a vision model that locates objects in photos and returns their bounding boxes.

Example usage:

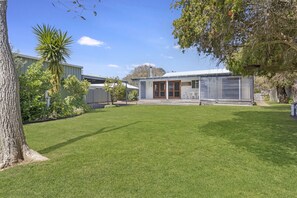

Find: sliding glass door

[153,81,166,98]
[168,81,181,99]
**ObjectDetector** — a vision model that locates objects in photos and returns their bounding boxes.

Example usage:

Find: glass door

[168,81,181,99]
[153,81,166,99]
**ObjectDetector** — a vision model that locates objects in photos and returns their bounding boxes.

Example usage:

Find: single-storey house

[134,68,254,105]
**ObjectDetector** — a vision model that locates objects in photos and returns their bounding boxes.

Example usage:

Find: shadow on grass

[259,104,291,111]
[200,106,297,166]
[39,121,141,154]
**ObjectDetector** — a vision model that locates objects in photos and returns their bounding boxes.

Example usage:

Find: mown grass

[1,104,297,197]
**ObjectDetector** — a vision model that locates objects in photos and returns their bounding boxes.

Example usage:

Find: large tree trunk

[0,0,47,169]
[276,85,289,103]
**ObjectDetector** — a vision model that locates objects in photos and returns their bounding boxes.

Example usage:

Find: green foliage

[19,65,90,121]
[104,77,125,105]
[128,90,138,101]
[33,24,73,94]
[19,62,52,122]
[49,75,90,118]
[63,75,90,109]
[173,0,297,75]
[48,93,74,119]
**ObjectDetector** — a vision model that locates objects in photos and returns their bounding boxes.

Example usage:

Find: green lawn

[1,105,297,197]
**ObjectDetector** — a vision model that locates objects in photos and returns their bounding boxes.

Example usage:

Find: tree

[104,77,125,105]
[0,0,48,169]
[268,72,297,103]
[33,24,73,94]
[123,64,166,85]
[255,72,297,103]
[173,0,297,75]
[0,0,99,169]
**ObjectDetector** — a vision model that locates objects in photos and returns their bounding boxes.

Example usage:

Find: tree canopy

[173,0,297,75]
[123,64,166,85]
[33,24,73,93]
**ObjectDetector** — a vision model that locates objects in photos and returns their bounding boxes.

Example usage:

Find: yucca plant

[33,24,73,94]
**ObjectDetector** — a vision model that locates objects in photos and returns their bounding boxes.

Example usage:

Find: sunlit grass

[1,105,297,197]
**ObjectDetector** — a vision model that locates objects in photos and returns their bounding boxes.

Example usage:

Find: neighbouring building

[16,53,83,80]
[133,68,254,105]
[83,74,138,106]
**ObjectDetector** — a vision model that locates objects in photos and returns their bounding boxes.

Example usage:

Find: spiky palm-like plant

[33,24,73,94]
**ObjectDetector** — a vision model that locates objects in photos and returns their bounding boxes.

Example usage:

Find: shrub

[63,75,90,112]
[128,90,138,101]
[19,61,52,122]
[48,93,73,119]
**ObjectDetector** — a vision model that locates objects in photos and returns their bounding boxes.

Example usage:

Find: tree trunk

[276,85,289,103]
[0,0,47,169]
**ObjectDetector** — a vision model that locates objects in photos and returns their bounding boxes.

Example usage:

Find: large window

[192,80,199,89]
[168,81,181,98]
[153,81,166,98]
[222,77,239,99]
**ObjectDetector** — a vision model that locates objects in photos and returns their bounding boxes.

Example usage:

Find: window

[192,80,199,89]
[222,77,239,99]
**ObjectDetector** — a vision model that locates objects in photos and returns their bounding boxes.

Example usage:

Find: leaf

[80,16,86,20]
[93,11,97,16]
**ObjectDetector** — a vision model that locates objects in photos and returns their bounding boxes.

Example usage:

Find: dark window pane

[169,92,173,96]
[175,82,179,90]
[175,92,180,97]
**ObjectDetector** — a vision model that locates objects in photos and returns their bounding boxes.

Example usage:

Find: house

[134,68,254,105]
[15,53,83,80]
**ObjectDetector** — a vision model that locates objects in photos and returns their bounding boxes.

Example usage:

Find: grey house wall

[16,54,82,80]
[86,88,109,104]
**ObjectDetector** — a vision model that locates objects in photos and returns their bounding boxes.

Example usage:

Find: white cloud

[161,54,174,59]
[77,36,104,47]
[108,64,119,68]
[173,45,180,49]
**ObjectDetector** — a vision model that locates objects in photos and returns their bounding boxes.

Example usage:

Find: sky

[8,0,222,78]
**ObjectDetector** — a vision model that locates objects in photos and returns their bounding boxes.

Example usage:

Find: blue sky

[8,0,221,78]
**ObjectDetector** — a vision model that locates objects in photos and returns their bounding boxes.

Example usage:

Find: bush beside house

[19,62,90,122]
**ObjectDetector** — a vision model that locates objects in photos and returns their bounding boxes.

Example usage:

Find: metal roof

[15,53,84,69]
[163,68,231,77]
[89,83,139,90]
[132,68,232,81]
[82,74,107,81]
